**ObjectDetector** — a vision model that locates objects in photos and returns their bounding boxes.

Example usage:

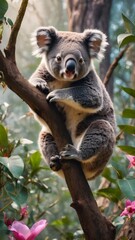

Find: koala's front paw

[60,144,82,161]
[50,155,61,171]
[36,81,49,95]
[46,90,63,103]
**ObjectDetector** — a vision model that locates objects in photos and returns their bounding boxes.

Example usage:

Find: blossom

[8,219,48,240]
[126,155,135,168]
[120,200,135,218]
[20,206,28,219]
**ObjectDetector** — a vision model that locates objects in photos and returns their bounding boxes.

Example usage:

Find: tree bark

[0,0,116,239]
[67,0,114,98]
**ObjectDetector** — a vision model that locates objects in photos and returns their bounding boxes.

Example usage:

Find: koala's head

[32,26,108,81]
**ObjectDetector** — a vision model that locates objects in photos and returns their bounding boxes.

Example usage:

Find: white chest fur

[48,79,88,149]
[59,103,87,149]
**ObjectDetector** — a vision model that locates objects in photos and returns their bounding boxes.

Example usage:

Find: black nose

[65,59,76,73]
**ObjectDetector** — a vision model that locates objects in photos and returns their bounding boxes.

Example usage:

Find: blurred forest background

[1,0,135,239]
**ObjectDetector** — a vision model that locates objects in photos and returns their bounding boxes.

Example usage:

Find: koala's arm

[29,61,51,94]
[47,74,103,113]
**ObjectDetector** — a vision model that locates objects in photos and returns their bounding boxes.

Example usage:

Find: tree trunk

[67,0,114,98]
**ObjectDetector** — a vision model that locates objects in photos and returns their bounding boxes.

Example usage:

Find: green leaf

[113,216,125,234]
[96,187,122,202]
[29,151,41,171]
[0,220,7,231]
[118,179,135,200]
[118,124,135,134]
[122,13,135,34]
[102,166,117,183]
[52,216,71,228]
[7,17,13,27]
[111,158,128,178]
[0,124,8,147]
[5,182,28,205]
[122,108,135,118]
[118,145,135,155]
[0,155,24,178]
[122,87,135,98]
[117,33,135,48]
[0,0,8,19]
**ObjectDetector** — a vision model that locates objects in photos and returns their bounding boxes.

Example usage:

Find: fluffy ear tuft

[31,26,57,57]
[83,29,108,61]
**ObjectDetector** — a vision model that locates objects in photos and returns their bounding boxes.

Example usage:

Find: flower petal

[125,200,132,207]
[9,221,30,240]
[126,155,134,161]
[11,232,25,240]
[126,155,135,168]
[27,220,48,240]
[120,209,128,217]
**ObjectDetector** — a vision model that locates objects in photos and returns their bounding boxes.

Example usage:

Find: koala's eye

[56,55,62,63]
[79,57,84,64]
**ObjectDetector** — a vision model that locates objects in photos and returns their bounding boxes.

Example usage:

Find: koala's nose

[65,59,76,73]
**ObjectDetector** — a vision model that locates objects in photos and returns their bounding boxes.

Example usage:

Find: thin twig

[4,0,29,62]
[116,130,124,143]
[103,45,129,85]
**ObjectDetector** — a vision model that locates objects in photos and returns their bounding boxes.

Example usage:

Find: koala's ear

[31,26,57,56]
[83,29,108,60]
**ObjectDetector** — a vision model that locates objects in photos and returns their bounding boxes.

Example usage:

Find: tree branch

[0,51,70,150]
[103,45,129,85]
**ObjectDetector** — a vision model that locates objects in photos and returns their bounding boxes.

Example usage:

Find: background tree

[67,0,113,97]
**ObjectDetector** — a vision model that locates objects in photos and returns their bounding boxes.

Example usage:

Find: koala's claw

[50,155,61,171]
[60,144,81,161]
[46,91,58,103]
[36,82,49,94]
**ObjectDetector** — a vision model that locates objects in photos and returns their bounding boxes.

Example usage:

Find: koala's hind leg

[79,120,115,161]
[60,120,115,174]
[38,129,61,171]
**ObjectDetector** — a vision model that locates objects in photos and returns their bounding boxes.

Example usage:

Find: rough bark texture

[0,0,116,239]
[67,0,113,98]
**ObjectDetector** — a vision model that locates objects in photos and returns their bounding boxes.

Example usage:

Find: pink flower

[8,219,48,240]
[120,200,135,218]
[20,206,28,219]
[126,155,135,168]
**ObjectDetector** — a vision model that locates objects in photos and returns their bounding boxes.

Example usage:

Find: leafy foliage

[0,0,13,42]
[94,13,135,237]
[117,13,135,47]
[118,86,135,154]
[118,179,135,201]
[0,155,24,178]
[0,106,80,239]
[0,0,8,20]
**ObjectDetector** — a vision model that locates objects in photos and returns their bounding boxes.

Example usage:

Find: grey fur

[29,26,116,180]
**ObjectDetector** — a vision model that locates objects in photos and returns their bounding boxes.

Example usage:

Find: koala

[29,26,116,180]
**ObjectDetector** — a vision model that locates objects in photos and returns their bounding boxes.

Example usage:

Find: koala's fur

[29,26,116,180]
